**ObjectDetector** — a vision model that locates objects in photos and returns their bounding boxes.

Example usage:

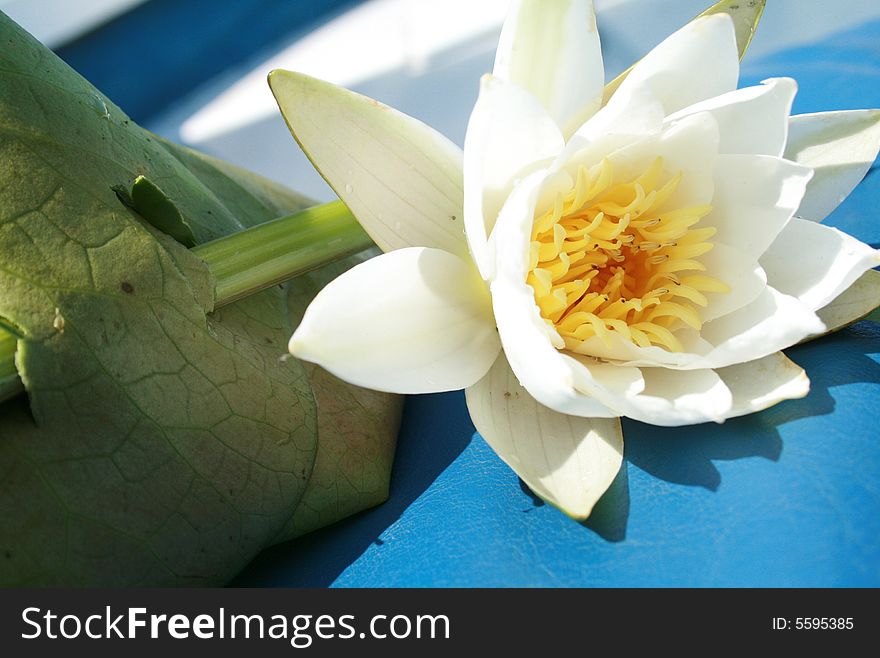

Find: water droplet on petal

[344,183,353,193]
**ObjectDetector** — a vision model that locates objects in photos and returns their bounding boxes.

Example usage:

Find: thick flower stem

[0,200,373,403]
[195,200,373,308]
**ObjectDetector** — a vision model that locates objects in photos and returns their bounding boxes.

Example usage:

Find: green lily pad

[0,11,401,585]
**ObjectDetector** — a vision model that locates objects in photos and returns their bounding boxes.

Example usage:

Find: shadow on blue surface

[517,458,631,543]
[625,324,880,487]
[624,421,782,494]
[582,466,631,542]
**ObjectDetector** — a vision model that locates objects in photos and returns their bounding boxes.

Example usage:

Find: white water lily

[271,0,880,518]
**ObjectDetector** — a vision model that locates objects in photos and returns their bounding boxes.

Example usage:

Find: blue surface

[60,4,880,586]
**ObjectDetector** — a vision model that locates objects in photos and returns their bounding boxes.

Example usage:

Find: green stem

[0,200,372,403]
[195,200,372,307]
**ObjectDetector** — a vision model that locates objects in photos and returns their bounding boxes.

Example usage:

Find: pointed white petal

[715,352,810,419]
[814,269,880,335]
[698,286,825,368]
[494,0,604,138]
[698,243,767,323]
[667,78,797,156]
[570,359,733,426]
[559,83,665,168]
[466,354,622,520]
[760,217,880,311]
[269,70,469,260]
[601,0,766,105]
[289,247,499,394]
[575,83,665,144]
[785,110,880,222]
[706,154,813,261]
[464,75,564,280]
[610,14,739,117]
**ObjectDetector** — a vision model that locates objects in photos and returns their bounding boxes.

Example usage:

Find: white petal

[698,286,825,369]
[582,111,719,207]
[785,110,880,222]
[269,70,469,260]
[577,83,665,143]
[289,247,499,394]
[570,359,733,426]
[705,154,813,261]
[465,354,622,519]
[464,75,564,280]
[636,367,732,425]
[760,217,880,311]
[698,243,767,323]
[491,279,620,419]
[609,14,739,117]
[560,83,665,165]
[667,78,797,156]
[600,0,765,105]
[815,269,880,335]
[560,108,718,209]
[494,0,604,138]
[491,170,549,281]
[715,352,810,419]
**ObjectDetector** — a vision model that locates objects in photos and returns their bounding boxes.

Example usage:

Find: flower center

[528,157,728,353]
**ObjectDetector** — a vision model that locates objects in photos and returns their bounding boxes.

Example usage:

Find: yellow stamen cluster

[528,157,728,352]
